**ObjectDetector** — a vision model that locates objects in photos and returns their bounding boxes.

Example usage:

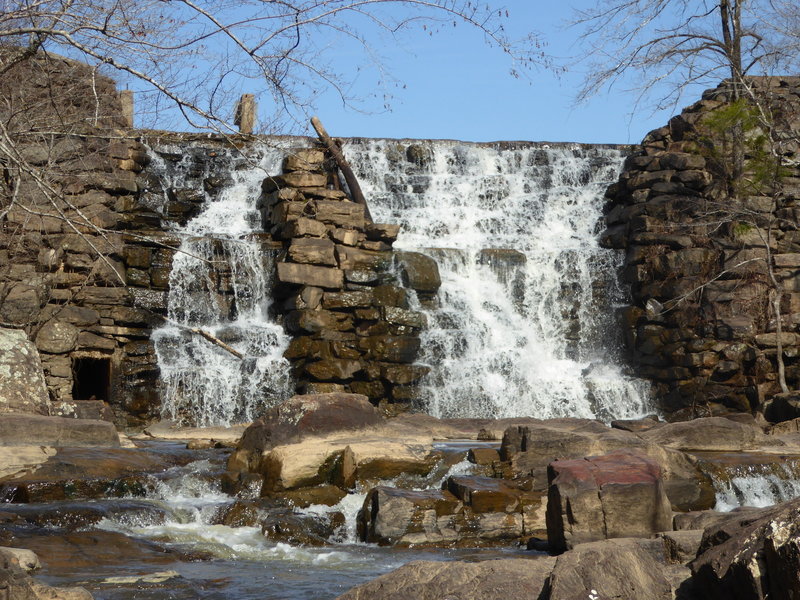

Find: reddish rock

[546,450,673,552]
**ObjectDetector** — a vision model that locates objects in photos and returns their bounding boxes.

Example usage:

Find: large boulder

[0,328,50,415]
[393,251,441,297]
[546,451,673,552]
[547,538,676,600]
[500,419,715,511]
[691,497,800,600]
[335,557,556,600]
[358,479,536,547]
[228,393,381,472]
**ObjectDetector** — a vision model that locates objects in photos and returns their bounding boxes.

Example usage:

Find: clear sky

[307,0,709,145]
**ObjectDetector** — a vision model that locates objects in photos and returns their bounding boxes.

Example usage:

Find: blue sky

[308,1,708,144]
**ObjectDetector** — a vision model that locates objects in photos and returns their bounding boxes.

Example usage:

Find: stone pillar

[119,90,134,128]
[235,94,256,134]
[261,147,438,411]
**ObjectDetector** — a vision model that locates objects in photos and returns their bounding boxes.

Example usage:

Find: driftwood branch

[310,115,373,223]
[189,327,244,359]
[152,314,244,359]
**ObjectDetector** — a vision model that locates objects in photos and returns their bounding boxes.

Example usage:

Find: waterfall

[147,142,294,426]
[345,139,652,421]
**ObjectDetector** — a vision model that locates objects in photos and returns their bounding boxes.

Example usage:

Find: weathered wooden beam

[310,116,373,223]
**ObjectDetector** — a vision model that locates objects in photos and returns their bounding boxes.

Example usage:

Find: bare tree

[0,0,542,133]
[572,0,800,111]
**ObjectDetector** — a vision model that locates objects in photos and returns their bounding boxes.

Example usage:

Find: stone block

[359,336,421,363]
[77,331,116,351]
[276,262,343,289]
[285,217,328,238]
[35,320,79,354]
[446,476,521,513]
[332,228,361,246]
[313,200,365,229]
[774,253,800,268]
[335,245,390,270]
[394,251,441,296]
[382,306,427,328]
[0,284,42,324]
[365,223,401,244]
[322,290,373,309]
[381,364,429,384]
[468,447,500,465]
[546,451,672,552]
[304,359,363,381]
[288,238,337,266]
[285,309,353,334]
[282,149,325,172]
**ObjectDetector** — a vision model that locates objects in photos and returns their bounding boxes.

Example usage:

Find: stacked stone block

[263,147,440,410]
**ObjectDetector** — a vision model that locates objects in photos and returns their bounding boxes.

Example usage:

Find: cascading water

[711,460,800,511]
[345,140,652,421]
[147,142,293,426]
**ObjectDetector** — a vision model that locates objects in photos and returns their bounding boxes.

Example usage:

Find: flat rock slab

[336,557,556,600]
[0,445,202,502]
[143,420,249,443]
[640,417,769,452]
[0,413,120,448]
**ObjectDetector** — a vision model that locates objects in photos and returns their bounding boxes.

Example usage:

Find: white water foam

[345,140,651,421]
[147,142,294,426]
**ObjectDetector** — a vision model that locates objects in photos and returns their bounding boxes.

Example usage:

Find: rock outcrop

[0,328,50,415]
[691,496,800,600]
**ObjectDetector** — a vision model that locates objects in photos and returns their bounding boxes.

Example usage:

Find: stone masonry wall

[602,77,800,417]
[262,147,441,412]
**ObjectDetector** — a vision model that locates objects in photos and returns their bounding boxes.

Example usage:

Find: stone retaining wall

[602,77,800,416]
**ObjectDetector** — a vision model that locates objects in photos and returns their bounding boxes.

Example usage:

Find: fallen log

[310,116,373,223]
[189,327,244,359]
[152,313,244,360]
